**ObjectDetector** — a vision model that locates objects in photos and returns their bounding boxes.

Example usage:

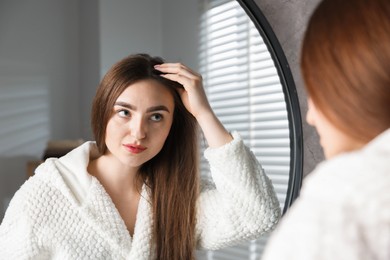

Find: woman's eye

[118,109,130,117]
[150,113,163,122]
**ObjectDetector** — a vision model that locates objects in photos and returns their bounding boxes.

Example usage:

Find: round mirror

[198,0,303,213]
[239,0,304,212]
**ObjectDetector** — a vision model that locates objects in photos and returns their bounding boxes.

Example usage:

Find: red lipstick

[123,144,147,154]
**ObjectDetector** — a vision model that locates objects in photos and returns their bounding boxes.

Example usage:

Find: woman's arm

[0,186,42,259]
[196,132,281,249]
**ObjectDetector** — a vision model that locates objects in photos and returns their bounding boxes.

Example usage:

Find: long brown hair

[91,54,199,259]
[301,0,390,143]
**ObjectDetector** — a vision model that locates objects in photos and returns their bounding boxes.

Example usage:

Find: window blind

[197,0,290,259]
[0,76,49,157]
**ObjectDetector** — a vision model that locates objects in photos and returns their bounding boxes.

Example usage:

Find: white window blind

[197,0,290,259]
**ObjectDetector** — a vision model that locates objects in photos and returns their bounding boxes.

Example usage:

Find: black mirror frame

[237,0,304,214]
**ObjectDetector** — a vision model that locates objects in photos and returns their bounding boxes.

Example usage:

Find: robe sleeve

[196,131,281,250]
[0,180,48,259]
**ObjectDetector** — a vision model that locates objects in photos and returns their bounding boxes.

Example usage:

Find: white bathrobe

[0,132,280,259]
[262,129,390,260]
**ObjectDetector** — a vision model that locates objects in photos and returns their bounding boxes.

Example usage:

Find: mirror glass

[196,0,303,258]
[0,0,303,258]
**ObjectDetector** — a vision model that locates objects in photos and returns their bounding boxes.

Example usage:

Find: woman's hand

[154,63,212,120]
[154,62,232,148]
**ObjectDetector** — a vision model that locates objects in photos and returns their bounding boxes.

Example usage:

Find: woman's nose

[130,117,146,140]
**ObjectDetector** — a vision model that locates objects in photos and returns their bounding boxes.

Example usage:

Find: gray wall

[99,0,163,76]
[0,0,83,220]
[254,0,325,176]
[98,0,199,76]
[161,0,199,71]
[0,0,81,140]
[79,0,101,140]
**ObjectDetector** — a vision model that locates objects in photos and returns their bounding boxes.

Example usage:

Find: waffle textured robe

[263,129,390,260]
[0,132,281,259]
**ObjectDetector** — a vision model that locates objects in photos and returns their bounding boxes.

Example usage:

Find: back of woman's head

[301,0,390,143]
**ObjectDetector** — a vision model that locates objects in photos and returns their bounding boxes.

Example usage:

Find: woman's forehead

[116,79,175,108]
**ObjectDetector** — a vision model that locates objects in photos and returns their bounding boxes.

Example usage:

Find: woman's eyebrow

[147,105,170,113]
[114,101,170,113]
[115,101,135,110]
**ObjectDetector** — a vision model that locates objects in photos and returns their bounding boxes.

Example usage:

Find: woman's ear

[306,98,316,127]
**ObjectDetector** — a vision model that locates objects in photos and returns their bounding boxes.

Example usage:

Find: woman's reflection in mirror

[0,53,281,259]
[263,0,390,259]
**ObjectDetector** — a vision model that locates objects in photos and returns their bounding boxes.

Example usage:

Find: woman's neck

[87,154,142,195]
[87,154,142,237]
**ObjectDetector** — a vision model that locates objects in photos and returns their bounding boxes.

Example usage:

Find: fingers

[154,63,202,90]
[154,63,201,80]
[159,73,187,87]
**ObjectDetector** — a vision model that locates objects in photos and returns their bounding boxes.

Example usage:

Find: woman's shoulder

[12,140,96,212]
[2,165,62,228]
[301,144,390,210]
[36,145,96,203]
[12,159,56,197]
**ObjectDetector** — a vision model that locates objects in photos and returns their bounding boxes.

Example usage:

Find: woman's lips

[123,144,147,154]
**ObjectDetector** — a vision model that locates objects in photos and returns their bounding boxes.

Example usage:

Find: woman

[0,54,280,259]
[262,0,390,259]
